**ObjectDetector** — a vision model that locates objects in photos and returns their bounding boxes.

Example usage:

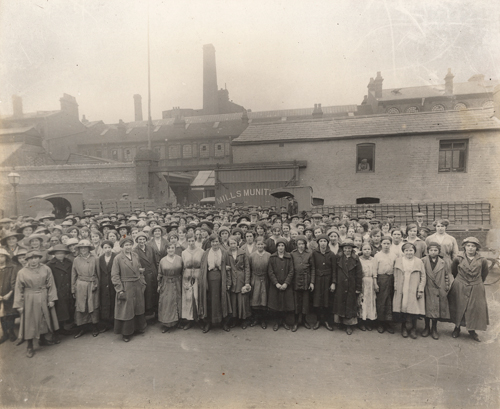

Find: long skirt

[376,275,394,322]
[359,276,377,320]
[312,275,330,308]
[158,276,182,326]
[181,270,201,321]
[207,269,223,324]
[334,314,358,325]
[230,292,251,319]
[114,314,147,336]
[143,270,158,313]
[250,274,268,307]
[294,290,310,314]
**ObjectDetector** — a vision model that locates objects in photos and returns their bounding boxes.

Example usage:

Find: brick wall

[0,163,138,216]
[232,130,500,226]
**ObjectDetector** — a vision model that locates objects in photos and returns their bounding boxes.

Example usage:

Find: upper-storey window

[439,139,467,172]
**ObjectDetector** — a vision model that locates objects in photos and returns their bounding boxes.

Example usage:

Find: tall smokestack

[203,44,219,115]
[12,95,23,117]
[133,94,143,121]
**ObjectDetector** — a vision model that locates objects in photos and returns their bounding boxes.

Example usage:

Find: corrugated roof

[233,108,500,144]
[191,170,215,187]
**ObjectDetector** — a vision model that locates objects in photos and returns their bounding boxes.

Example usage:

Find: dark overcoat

[311,248,336,308]
[227,249,250,292]
[267,252,295,311]
[98,253,116,321]
[134,245,158,311]
[332,253,363,319]
[291,249,313,291]
[448,252,489,331]
[0,262,18,316]
[46,257,74,322]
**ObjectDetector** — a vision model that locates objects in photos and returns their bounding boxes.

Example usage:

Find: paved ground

[1,279,499,409]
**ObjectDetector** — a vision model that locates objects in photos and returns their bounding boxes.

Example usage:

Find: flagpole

[147,1,152,150]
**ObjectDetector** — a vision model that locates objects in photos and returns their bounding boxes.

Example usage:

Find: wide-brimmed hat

[150,225,166,236]
[198,219,214,230]
[13,248,28,263]
[25,250,44,260]
[166,223,179,233]
[48,244,71,255]
[462,237,481,249]
[339,239,355,248]
[75,239,95,250]
[0,231,24,246]
[0,218,12,224]
[38,214,55,221]
[66,238,80,247]
[17,222,37,234]
[116,223,131,233]
[24,234,49,246]
[128,215,139,222]
[35,226,51,235]
[119,237,134,247]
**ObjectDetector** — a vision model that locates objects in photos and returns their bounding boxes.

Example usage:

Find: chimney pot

[133,94,143,121]
[373,72,384,98]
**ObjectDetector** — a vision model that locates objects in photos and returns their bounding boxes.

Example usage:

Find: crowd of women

[0,205,490,358]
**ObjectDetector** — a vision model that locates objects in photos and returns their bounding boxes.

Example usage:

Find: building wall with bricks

[233,130,500,226]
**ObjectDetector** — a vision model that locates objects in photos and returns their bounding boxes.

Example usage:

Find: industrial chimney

[203,44,219,115]
[12,95,23,117]
[133,94,143,121]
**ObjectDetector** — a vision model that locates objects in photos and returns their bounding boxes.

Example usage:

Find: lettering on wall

[216,188,272,204]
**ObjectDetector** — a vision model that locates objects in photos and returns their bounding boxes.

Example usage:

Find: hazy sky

[1,0,499,123]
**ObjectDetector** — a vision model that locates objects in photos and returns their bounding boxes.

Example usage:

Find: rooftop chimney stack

[374,72,384,99]
[12,95,23,117]
[444,68,454,95]
[241,109,249,125]
[312,103,323,118]
[59,93,79,119]
[133,94,143,121]
[203,44,219,115]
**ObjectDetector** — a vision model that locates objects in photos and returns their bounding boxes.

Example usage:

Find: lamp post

[7,172,20,217]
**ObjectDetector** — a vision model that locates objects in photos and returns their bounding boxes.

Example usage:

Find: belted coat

[332,253,363,319]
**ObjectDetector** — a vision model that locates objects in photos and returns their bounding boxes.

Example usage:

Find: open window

[356,143,375,172]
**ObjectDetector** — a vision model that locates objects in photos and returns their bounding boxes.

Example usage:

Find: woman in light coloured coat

[448,237,489,342]
[181,233,204,330]
[425,219,458,265]
[393,242,426,339]
[71,240,100,338]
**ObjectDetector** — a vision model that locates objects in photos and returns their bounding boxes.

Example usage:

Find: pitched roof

[233,108,500,144]
[380,79,498,101]
[0,143,23,165]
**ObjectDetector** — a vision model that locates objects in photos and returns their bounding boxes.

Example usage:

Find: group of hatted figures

[0,231,490,358]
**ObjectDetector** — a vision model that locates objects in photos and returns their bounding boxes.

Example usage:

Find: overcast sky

[1,0,499,123]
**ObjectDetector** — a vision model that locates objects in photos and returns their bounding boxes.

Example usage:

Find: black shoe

[385,323,394,334]
[273,322,280,331]
[26,347,34,358]
[223,323,230,332]
[366,323,372,331]
[358,322,366,331]
[313,321,320,330]
[183,321,193,330]
[346,326,353,335]
[291,324,298,332]
[202,323,211,333]
[161,326,169,333]
[241,321,248,330]
[325,322,334,331]
[409,328,417,339]
[401,325,409,338]
[452,327,461,338]
[249,319,257,327]
[39,337,54,346]
[283,322,290,330]
[377,325,385,334]
[123,335,130,342]
[431,327,439,340]
[303,321,311,329]
[469,331,480,342]
[261,321,267,330]
[421,326,430,337]
[74,329,85,339]
[92,327,99,337]
[52,335,61,345]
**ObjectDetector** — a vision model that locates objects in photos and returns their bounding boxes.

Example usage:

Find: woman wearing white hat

[71,240,100,338]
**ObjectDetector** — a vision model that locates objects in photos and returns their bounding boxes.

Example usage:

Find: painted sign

[216,188,273,205]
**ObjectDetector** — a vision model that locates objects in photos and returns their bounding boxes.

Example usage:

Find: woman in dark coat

[46,244,74,341]
[448,237,489,342]
[98,240,117,332]
[198,234,232,333]
[267,238,295,331]
[0,248,18,343]
[134,232,158,320]
[311,234,336,331]
[333,239,363,335]
[290,235,313,331]
[111,237,147,342]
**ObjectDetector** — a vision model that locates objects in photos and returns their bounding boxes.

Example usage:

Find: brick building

[232,107,500,227]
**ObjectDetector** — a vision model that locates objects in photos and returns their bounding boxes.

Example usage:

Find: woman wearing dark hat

[46,244,74,341]
[133,232,158,322]
[333,239,363,335]
[0,248,19,343]
[226,236,251,329]
[13,250,59,357]
[98,241,117,332]
[117,224,131,239]
[111,237,147,342]
[198,234,232,333]
[311,234,336,331]
[13,248,28,269]
[72,240,100,338]
[1,231,25,258]
[290,235,313,331]
[148,226,169,267]
[425,219,459,265]
[393,242,426,339]
[24,234,49,264]
[421,242,451,340]
[267,238,295,331]
[448,237,489,341]
[17,222,37,238]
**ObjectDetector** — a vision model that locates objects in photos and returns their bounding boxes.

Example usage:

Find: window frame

[199,144,209,158]
[438,139,468,173]
[356,143,375,173]
[214,142,224,158]
[168,144,181,159]
[182,144,193,159]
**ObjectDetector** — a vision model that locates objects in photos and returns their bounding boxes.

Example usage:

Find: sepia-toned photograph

[0,1,499,408]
